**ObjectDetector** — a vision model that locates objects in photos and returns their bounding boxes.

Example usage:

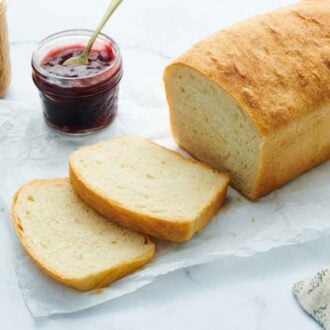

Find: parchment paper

[0,93,329,317]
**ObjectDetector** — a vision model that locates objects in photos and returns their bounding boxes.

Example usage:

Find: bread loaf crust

[164,0,330,199]
[253,106,330,199]
[168,0,330,135]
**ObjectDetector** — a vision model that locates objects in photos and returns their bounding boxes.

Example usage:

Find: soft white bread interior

[69,136,229,241]
[164,0,330,200]
[11,178,155,291]
[165,65,261,199]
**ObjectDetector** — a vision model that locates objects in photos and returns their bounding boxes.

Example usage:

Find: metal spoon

[63,0,123,66]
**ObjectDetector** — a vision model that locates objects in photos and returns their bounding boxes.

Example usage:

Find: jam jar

[32,30,123,134]
[0,0,11,98]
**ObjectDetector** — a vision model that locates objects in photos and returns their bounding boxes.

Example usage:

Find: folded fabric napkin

[294,268,330,329]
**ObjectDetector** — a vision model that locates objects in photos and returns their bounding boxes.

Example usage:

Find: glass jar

[32,30,123,135]
[0,0,11,98]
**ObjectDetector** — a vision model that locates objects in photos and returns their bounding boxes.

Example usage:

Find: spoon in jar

[63,0,123,66]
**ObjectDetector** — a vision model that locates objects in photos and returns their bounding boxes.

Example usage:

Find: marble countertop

[0,0,326,328]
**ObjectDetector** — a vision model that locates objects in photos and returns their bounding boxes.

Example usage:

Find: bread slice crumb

[70,136,229,241]
[11,178,155,291]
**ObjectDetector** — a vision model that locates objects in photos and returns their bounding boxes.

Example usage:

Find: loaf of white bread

[69,136,229,241]
[164,0,330,200]
[11,178,155,291]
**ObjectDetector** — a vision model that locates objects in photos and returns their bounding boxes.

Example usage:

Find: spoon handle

[82,0,123,60]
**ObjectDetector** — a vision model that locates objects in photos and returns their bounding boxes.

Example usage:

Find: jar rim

[32,29,122,82]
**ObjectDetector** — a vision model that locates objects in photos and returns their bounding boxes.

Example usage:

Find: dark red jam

[41,45,115,78]
[32,34,122,134]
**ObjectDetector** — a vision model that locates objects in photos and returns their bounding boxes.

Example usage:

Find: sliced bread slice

[69,136,229,241]
[11,178,155,291]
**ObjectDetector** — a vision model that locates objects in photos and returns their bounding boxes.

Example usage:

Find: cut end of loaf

[70,136,229,241]
[164,64,261,200]
[11,178,155,291]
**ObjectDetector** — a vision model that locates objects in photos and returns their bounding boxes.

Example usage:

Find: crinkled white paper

[0,92,329,317]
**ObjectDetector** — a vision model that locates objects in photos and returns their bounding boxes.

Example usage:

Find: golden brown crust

[164,0,330,200]
[69,138,229,241]
[167,0,330,136]
[251,106,330,200]
[11,179,155,291]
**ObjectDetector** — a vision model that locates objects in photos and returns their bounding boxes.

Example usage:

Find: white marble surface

[0,0,327,328]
